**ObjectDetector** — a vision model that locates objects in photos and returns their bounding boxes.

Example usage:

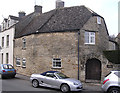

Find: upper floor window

[2,37,4,47]
[6,35,9,47]
[22,38,26,49]
[52,58,62,68]
[97,16,101,24]
[85,31,95,45]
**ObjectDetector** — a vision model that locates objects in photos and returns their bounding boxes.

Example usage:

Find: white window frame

[16,58,21,66]
[85,31,95,45]
[22,58,26,68]
[52,58,62,68]
[97,16,101,24]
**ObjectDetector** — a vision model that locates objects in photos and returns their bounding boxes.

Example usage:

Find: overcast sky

[0,0,119,36]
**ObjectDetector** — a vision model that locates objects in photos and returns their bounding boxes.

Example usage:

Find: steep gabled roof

[9,15,19,21]
[15,5,100,38]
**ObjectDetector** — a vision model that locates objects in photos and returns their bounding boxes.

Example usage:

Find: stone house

[14,5,116,82]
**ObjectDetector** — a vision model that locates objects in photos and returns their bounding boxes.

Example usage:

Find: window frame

[22,38,26,49]
[52,58,62,68]
[6,35,9,47]
[22,58,26,68]
[84,31,96,45]
[16,58,21,67]
[6,53,9,64]
[2,37,4,47]
[97,16,101,24]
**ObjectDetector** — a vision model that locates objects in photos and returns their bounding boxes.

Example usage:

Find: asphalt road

[1,74,103,93]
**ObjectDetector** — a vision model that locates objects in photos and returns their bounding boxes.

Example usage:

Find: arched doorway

[85,58,101,82]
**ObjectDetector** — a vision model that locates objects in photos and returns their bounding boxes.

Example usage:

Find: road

[1,74,103,93]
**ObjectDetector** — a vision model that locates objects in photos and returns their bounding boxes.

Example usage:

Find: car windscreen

[114,72,120,78]
[3,65,14,69]
[56,72,69,79]
[105,72,112,77]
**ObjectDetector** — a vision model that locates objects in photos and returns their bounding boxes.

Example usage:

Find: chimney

[34,5,42,13]
[0,25,1,32]
[56,0,64,9]
[19,11,26,18]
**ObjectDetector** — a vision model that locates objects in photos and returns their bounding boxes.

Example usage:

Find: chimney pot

[34,5,42,13]
[56,0,64,8]
[19,11,26,18]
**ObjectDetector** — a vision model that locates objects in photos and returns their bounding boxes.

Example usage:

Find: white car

[102,70,120,93]
[30,71,83,93]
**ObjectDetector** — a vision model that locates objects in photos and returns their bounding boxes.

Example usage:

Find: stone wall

[14,32,79,79]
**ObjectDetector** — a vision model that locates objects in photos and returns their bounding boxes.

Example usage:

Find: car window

[46,73,56,78]
[114,72,120,78]
[3,65,13,69]
[56,72,69,79]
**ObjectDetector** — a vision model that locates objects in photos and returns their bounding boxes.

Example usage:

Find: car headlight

[73,82,79,85]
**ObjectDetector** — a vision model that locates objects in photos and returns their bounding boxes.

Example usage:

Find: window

[2,37,4,47]
[6,53,9,64]
[97,16,101,24]
[6,35,9,47]
[16,58,21,66]
[46,73,56,78]
[22,58,26,68]
[2,53,3,64]
[52,58,62,68]
[22,38,26,49]
[85,31,95,44]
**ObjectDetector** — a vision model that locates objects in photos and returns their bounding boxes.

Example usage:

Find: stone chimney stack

[56,0,64,8]
[34,5,42,13]
[19,11,26,18]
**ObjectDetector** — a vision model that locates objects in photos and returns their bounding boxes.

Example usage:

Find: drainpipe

[78,31,80,80]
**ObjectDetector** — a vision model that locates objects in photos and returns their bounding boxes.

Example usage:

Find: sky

[0,0,119,36]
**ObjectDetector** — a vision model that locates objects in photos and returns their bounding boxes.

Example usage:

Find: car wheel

[32,80,39,88]
[60,84,70,93]
[108,87,120,93]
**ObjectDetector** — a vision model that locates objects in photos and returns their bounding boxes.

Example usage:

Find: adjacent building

[0,14,20,65]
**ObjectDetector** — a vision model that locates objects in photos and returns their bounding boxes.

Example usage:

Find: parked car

[102,70,120,93]
[0,64,16,78]
[30,71,83,93]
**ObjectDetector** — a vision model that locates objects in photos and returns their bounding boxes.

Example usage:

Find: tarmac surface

[15,73,102,92]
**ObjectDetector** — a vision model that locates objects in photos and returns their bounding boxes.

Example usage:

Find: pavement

[15,73,102,92]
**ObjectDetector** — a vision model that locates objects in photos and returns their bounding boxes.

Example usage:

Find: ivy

[103,50,120,64]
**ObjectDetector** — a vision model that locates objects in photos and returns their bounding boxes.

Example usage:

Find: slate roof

[15,5,101,38]
[9,15,19,21]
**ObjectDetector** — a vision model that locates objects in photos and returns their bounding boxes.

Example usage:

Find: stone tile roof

[15,5,100,38]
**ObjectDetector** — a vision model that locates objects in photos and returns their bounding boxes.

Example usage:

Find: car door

[44,73,60,88]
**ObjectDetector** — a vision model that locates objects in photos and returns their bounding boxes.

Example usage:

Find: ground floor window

[52,58,62,68]
[16,58,21,66]
[6,53,9,64]
[22,58,26,68]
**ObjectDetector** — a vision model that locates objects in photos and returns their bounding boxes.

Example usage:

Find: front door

[85,58,101,81]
